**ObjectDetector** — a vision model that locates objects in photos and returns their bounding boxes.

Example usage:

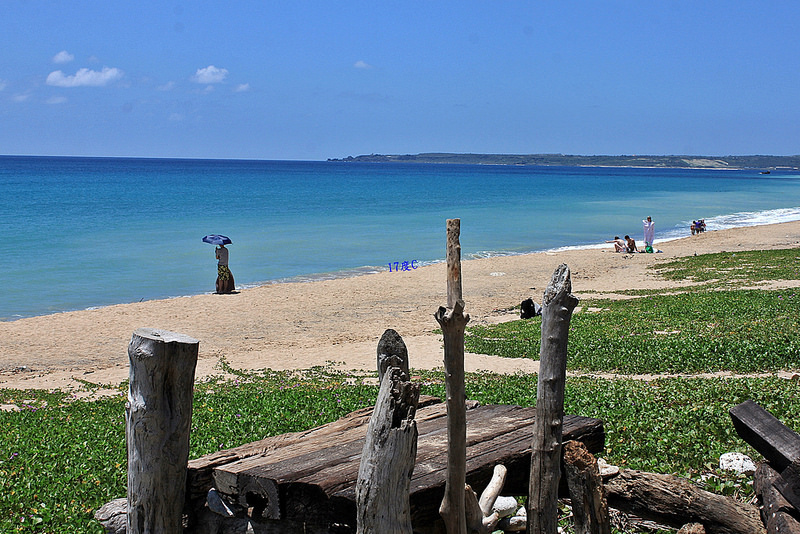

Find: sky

[1,1,799,161]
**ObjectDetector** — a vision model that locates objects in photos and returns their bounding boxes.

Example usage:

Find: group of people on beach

[607,216,656,253]
[691,219,706,235]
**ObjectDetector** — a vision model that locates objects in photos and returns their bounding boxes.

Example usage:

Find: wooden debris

[356,366,419,534]
[754,461,800,534]
[605,468,765,534]
[729,400,800,472]
[563,440,610,534]
[528,264,579,534]
[126,328,198,534]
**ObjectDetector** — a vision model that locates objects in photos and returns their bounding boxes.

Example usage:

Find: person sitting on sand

[606,236,626,252]
[624,235,638,253]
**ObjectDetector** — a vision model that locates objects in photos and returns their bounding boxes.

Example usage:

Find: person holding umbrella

[202,235,235,294]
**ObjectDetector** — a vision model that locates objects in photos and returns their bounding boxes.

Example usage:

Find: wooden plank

[187,395,443,501]
[210,403,603,531]
[729,400,800,472]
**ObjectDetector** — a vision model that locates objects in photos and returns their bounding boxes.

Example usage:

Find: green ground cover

[466,289,800,373]
[2,248,799,533]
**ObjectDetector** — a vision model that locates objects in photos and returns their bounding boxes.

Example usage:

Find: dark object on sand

[520,298,542,319]
[377,328,409,382]
[202,234,232,246]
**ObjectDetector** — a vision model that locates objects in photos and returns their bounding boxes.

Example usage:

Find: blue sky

[1,1,798,160]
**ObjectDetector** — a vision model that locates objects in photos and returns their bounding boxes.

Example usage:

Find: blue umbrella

[202,234,232,245]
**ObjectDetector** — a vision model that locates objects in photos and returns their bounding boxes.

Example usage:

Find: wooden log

[126,328,199,534]
[605,468,766,534]
[436,217,470,534]
[446,218,462,308]
[356,366,420,534]
[94,498,127,534]
[528,264,578,534]
[754,461,800,534]
[201,402,602,532]
[729,400,800,472]
[376,328,410,384]
[435,298,470,534]
[187,395,443,505]
[775,457,800,513]
[562,440,610,534]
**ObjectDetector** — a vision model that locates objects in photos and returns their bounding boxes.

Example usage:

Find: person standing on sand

[215,244,235,294]
[643,216,655,251]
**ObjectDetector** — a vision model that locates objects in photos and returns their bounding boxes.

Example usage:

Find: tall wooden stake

[528,264,578,534]
[446,218,463,308]
[435,218,470,534]
[127,328,199,534]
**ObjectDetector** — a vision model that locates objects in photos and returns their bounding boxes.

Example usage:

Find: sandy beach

[3,221,800,392]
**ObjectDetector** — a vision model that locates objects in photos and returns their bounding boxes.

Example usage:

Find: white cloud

[191,65,228,84]
[47,96,68,104]
[0,79,7,91]
[234,83,250,92]
[52,50,75,64]
[354,60,373,69]
[46,67,124,87]
[157,81,176,91]
[12,93,30,102]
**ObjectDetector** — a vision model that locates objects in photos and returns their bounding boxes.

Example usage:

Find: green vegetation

[653,248,800,286]
[466,289,800,373]
[2,248,800,532]
[329,152,800,170]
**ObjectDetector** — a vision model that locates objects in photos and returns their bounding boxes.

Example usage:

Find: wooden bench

[186,396,604,533]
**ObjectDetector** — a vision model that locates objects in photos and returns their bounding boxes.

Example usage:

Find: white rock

[516,505,526,517]
[498,515,527,531]
[492,496,518,518]
[719,452,756,475]
[597,458,620,478]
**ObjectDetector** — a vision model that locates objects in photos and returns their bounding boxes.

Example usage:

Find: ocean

[2,156,800,321]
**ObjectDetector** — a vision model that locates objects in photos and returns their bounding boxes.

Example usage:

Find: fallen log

[605,468,765,534]
[754,461,800,534]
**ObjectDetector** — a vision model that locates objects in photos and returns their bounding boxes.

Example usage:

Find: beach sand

[3,221,800,392]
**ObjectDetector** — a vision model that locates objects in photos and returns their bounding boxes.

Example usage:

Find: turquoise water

[2,156,800,320]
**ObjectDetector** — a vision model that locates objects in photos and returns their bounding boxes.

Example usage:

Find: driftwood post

[356,364,420,534]
[563,440,611,534]
[528,264,578,534]
[126,328,199,534]
[435,218,470,534]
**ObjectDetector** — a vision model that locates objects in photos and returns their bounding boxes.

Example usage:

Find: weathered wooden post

[528,264,578,534]
[563,440,611,534]
[356,363,419,534]
[126,328,199,534]
[434,218,470,534]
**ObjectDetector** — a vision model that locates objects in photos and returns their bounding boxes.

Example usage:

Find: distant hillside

[328,153,800,169]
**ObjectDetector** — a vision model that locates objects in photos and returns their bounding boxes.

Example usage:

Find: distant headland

[328,153,800,170]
